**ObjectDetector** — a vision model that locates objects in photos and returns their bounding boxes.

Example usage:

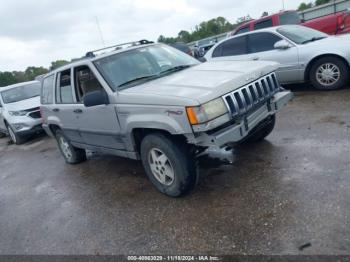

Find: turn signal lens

[186,98,228,125]
[186,107,199,125]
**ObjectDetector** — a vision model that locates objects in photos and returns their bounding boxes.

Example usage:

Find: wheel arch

[48,124,61,136]
[304,54,350,82]
[131,128,188,155]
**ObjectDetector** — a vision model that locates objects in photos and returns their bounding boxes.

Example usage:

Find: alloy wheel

[59,136,73,160]
[316,63,340,86]
[8,126,17,143]
[148,148,175,186]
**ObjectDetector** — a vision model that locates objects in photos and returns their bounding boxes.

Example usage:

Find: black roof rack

[85,39,154,58]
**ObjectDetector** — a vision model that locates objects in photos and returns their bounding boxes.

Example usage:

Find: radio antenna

[95,16,106,47]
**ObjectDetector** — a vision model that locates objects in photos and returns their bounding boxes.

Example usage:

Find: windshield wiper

[159,65,193,75]
[118,65,193,88]
[301,36,327,44]
[118,75,159,88]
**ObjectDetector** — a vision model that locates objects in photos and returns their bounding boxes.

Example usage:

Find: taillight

[337,15,345,29]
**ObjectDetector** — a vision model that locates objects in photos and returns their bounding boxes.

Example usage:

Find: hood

[304,35,350,47]
[120,60,279,105]
[4,96,40,111]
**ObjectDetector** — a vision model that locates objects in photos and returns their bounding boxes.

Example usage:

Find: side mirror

[83,90,109,107]
[274,40,292,50]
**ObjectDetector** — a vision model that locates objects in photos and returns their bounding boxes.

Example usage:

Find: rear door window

[56,69,74,104]
[248,32,282,53]
[41,75,54,104]
[212,35,248,57]
[254,19,273,30]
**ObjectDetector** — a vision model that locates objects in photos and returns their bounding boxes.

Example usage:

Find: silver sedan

[205,25,350,90]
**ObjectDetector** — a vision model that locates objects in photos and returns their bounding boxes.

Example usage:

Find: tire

[140,133,198,197]
[7,124,26,145]
[55,129,86,164]
[309,57,349,90]
[245,115,276,143]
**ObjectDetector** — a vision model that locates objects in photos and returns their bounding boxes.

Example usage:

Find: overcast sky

[0,0,305,71]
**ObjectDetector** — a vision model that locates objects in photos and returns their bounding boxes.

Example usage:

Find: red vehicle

[232,10,350,36]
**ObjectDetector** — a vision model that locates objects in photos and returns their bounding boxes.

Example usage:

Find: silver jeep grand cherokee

[40,40,293,197]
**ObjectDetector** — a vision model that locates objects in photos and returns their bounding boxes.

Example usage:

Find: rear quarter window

[41,75,54,104]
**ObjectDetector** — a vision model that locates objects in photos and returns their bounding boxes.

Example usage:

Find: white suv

[0,81,43,144]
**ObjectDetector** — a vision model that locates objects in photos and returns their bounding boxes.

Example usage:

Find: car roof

[228,24,301,38]
[0,80,40,92]
[49,42,160,74]
[235,10,297,31]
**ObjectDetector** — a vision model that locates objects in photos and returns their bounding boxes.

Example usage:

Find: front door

[247,32,301,83]
[72,65,124,150]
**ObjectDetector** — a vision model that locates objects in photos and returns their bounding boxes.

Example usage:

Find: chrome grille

[223,73,280,117]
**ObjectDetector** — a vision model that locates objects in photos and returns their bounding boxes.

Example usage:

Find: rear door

[71,65,124,150]
[247,32,301,83]
[54,69,83,143]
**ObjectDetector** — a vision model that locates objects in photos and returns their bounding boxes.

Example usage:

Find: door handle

[252,57,259,61]
[73,109,83,114]
[52,108,60,112]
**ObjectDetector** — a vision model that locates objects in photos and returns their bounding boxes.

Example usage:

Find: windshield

[94,44,199,90]
[1,82,41,104]
[277,25,328,44]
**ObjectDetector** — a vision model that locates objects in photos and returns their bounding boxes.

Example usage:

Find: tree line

[1,2,324,87]
[298,0,332,11]
[158,15,252,44]
[0,60,69,87]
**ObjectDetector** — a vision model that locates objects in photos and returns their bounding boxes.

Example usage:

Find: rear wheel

[55,129,86,164]
[310,57,349,90]
[140,133,198,197]
[7,124,26,145]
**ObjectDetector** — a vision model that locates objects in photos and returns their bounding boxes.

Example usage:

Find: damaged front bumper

[192,90,293,147]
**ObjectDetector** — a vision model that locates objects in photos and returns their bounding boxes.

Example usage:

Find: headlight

[13,123,27,130]
[186,98,228,125]
[8,111,27,116]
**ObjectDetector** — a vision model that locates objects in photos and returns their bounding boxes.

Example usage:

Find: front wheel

[7,124,26,145]
[55,130,86,164]
[140,133,198,197]
[310,57,349,90]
